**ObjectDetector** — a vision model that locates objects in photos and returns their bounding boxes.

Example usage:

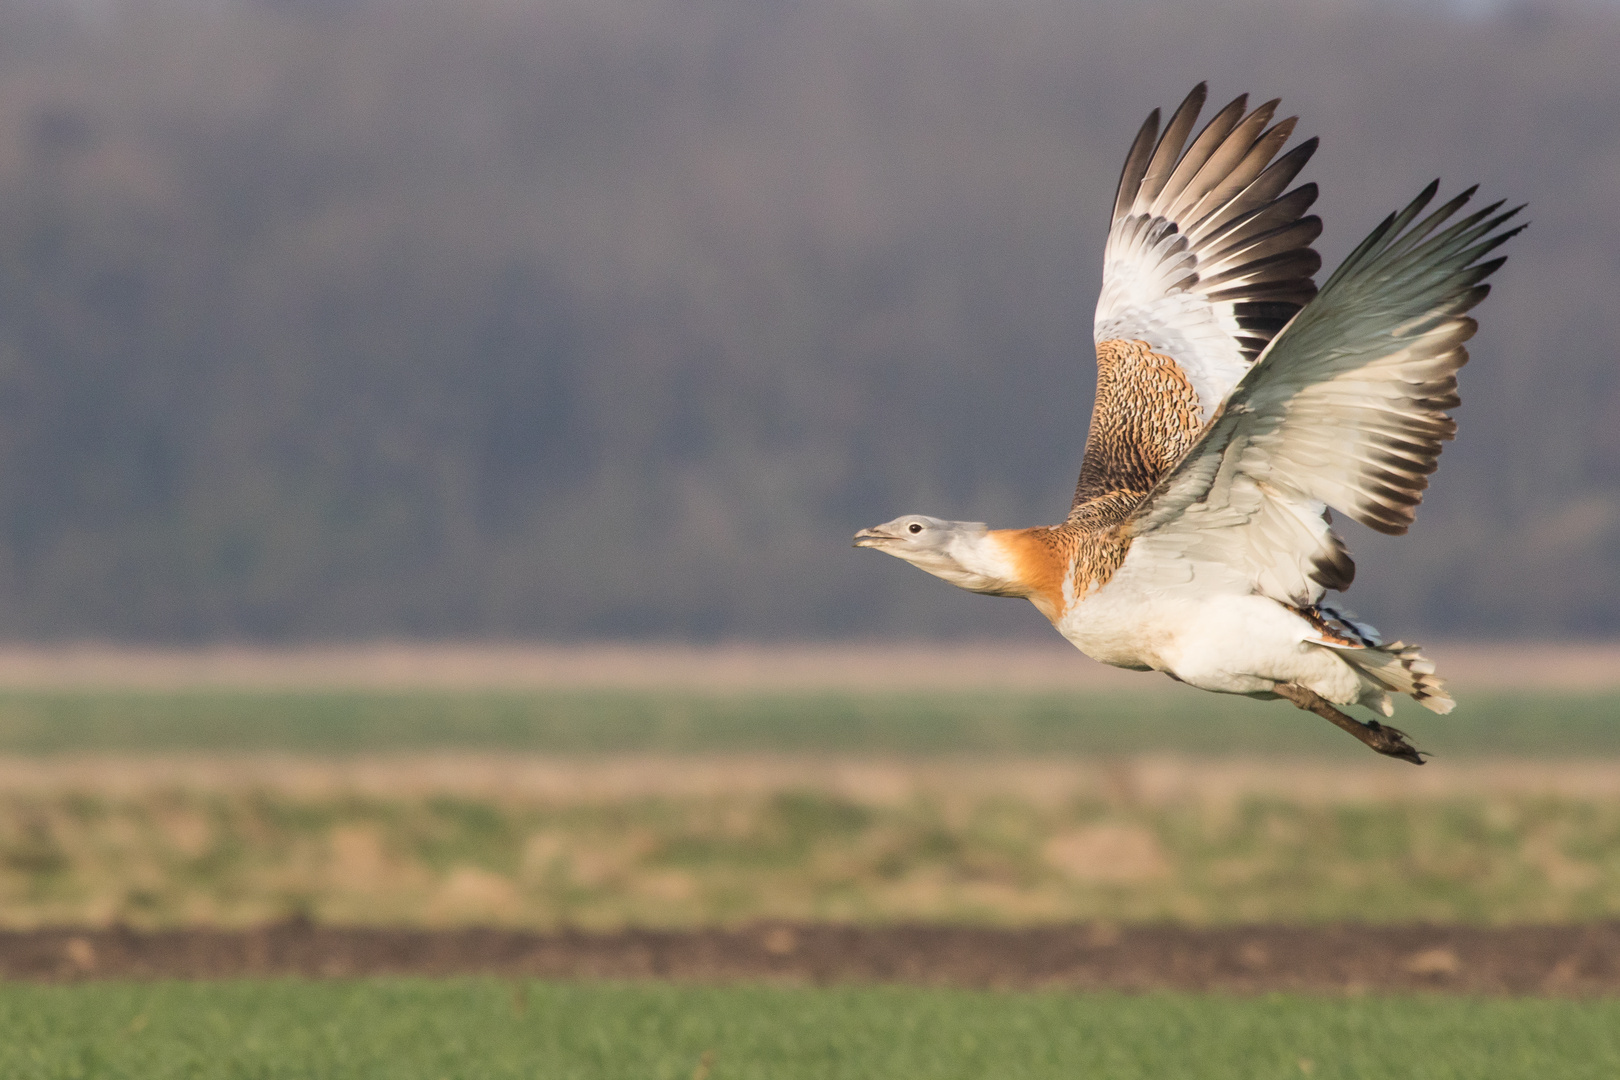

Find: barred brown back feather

[1071,339,1203,509]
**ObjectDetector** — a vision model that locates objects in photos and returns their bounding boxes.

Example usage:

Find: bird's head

[853,515,1029,597]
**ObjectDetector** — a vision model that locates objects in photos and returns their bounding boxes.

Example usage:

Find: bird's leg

[1274,683,1427,765]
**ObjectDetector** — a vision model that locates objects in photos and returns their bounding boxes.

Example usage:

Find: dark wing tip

[1112,108,1163,221]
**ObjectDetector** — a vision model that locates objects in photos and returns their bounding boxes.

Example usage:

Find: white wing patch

[1095,251,1248,417]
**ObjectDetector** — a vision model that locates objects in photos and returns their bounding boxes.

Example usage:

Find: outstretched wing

[1119,183,1524,611]
[1076,85,1322,509]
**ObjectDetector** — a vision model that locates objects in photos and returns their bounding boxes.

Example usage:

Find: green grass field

[1,979,1617,1080]
[0,687,1615,756]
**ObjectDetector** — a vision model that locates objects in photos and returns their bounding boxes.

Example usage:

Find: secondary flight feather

[855,85,1522,763]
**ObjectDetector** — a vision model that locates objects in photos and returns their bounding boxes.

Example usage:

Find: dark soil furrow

[6,922,1620,995]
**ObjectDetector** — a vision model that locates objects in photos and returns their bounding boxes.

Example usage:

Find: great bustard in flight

[855,84,1521,763]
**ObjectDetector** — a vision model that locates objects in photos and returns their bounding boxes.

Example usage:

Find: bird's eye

[908,522,923,534]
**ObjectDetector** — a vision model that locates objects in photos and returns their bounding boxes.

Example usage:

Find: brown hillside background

[0,0,1613,640]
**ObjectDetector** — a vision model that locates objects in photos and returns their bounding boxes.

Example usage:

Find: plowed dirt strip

[7,923,1620,995]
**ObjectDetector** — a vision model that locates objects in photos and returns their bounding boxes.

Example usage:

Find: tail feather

[1344,640,1455,715]
[1299,603,1454,715]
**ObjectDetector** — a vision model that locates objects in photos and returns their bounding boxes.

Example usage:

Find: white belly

[1054,581,1364,703]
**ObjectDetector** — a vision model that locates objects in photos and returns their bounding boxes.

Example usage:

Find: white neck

[903,527,1029,598]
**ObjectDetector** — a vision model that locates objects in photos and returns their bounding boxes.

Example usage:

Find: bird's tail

[1340,640,1455,716]
[1303,603,1454,716]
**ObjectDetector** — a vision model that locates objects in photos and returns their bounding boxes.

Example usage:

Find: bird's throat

[986,528,1075,623]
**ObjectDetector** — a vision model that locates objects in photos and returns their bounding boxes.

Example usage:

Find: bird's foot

[1354,719,1428,765]
[1274,683,1428,765]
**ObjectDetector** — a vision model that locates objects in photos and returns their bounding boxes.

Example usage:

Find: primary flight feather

[854,84,1522,763]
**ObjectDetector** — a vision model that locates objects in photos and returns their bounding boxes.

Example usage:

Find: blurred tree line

[0,0,1612,641]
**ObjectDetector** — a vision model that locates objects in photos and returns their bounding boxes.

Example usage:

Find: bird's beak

[852,527,895,548]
